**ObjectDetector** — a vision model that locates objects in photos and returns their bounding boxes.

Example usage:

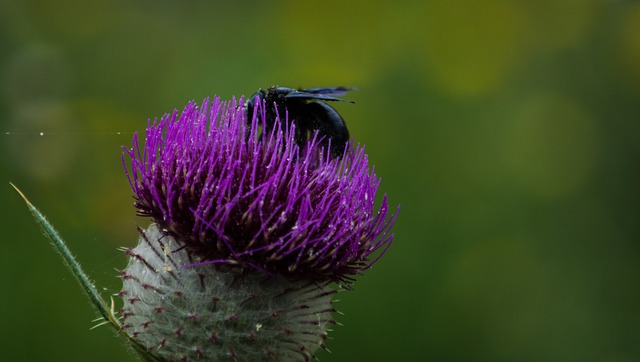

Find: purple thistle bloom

[122,96,397,284]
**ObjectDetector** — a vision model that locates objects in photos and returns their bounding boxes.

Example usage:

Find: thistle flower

[119,95,398,360]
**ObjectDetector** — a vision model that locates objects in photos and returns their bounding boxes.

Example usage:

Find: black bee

[245,86,354,158]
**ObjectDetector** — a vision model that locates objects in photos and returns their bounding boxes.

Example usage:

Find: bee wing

[286,87,356,103]
[301,86,356,96]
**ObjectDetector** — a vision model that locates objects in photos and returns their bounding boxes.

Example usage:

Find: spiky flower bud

[120,224,336,361]
[120,95,397,360]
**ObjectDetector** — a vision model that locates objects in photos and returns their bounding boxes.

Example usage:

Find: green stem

[11,183,165,362]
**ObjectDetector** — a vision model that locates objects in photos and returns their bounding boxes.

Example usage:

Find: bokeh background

[1,0,639,361]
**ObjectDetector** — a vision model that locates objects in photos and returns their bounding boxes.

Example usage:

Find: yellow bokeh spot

[418,0,527,97]
[617,4,640,85]
[506,94,600,199]
[273,2,406,84]
[519,0,600,52]
[439,237,550,357]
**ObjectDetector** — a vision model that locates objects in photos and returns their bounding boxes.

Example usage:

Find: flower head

[122,96,397,284]
[117,94,398,360]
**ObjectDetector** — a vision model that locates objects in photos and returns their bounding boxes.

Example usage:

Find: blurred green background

[1,0,639,361]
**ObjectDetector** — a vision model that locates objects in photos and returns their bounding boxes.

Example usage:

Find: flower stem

[10,183,164,362]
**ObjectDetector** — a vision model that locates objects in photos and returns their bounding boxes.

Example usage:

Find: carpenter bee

[245,86,354,158]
